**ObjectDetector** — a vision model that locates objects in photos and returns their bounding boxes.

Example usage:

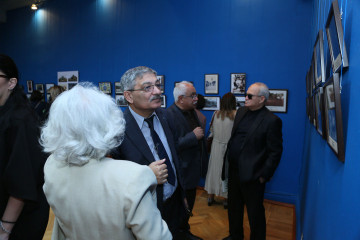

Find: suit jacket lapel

[124,108,155,164]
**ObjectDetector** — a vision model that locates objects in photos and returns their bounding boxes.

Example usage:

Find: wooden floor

[43,188,295,240]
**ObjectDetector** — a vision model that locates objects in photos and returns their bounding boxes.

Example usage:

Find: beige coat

[43,155,171,240]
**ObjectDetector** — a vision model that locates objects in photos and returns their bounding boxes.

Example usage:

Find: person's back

[212,113,235,143]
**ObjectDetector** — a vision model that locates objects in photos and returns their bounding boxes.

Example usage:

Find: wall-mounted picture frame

[314,87,326,138]
[35,84,44,93]
[235,96,245,109]
[204,74,218,94]
[46,83,54,92]
[230,73,246,95]
[99,82,111,94]
[323,73,345,162]
[27,80,33,93]
[314,30,326,86]
[325,0,349,73]
[114,82,123,94]
[203,96,220,111]
[161,95,166,108]
[265,89,288,113]
[157,75,165,93]
[115,94,127,107]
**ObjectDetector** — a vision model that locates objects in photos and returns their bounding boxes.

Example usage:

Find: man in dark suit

[166,81,208,240]
[222,82,283,240]
[111,66,186,239]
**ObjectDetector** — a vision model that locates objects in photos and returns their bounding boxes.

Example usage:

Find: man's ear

[259,96,266,104]
[124,91,133,104]
[8,78,17,91]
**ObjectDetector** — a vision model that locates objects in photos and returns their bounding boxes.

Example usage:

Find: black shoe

[222,236,232,240]
[207,198,215,206]
[185,231,203,240]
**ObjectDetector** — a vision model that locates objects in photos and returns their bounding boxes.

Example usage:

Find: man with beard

[111,66,186,239]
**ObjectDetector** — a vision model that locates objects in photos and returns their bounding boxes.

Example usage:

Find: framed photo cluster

[304,0,348,162]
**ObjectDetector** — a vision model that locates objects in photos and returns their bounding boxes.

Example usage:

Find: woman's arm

[0,196,24,240]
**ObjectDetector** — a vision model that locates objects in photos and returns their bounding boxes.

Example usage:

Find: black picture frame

[325,0,349,73]
[161,95,166,108]
[265,89,288,113]
[323,73,345,161]
[204,74,219,95]
[99,82,111,94]
[314,87,326,138]
[157,75,165,93]
[314,30,326,86]
[235,96,245,109]
[114,82,123,94]
[27,80,33,93]
[203,96,220,111]
[230,73,246,95]
[115,94,127,107]
[35,83,44,93]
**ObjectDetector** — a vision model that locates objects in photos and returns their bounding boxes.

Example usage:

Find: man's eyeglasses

[245,93,262,99]
[182,94,198,99]
[129,83,163,93]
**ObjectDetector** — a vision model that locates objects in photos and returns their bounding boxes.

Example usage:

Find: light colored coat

[43,155,171,240]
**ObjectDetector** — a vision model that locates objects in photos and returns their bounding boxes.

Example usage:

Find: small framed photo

[161,95,166,108]
[265,89,288,113]
[204,74,219,94]
[314,87,326,138]
[203,96,220,111]
[235,96,245,109]
[157,75,165,93]
[231,73,246,95]
[114,82,123,94]
[35,84,44,93]
[99,82,112,94]
[27,80,33,93]
[115,94,128,107]
[46,83,54,92]
[323,73,345,162]
[313,30,326,86]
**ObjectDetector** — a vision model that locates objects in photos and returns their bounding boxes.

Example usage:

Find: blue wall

[298,0,360,239]
[0,0,313,204]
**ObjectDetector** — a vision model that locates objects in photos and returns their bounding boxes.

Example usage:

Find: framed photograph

[203,96,220,111]
[323,73,345,161]
[46,83,54,92]
[161,95,166,108]
[27,80,33,93]
[46,94,51,102]
[99,82,111,94]
[204,74,219,94]
[235,96,245,109]
[325,0,349,73]
[313,30,326,86]
[157,75,165,93]
[314,87,326,138]
[231,73,246,95]
[35,84,44,93]
[115,95,127,107]
[265,89,288,113]
[114,82,123,94]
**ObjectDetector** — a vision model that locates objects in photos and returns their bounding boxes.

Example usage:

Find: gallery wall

[298,0,360,239]
[0,0,313,204]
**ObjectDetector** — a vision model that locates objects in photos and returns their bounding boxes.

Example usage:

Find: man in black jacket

[223,82,283,240]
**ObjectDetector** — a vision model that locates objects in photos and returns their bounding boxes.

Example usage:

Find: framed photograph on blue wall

[205,74,219,94]
[323,73,345,162]
[99,82,111,94]
[157,75,165,93]
[313,30,326,86]
[314,87,326,138]
[230,73,246,95]
[203,96,220,111]
[325,0,349,73]
[265,89,288,113]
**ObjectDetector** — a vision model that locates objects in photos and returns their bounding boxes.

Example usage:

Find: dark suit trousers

[179,188,197,231]
[228,168,266,240]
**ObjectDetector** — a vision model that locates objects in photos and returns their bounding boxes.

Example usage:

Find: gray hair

[119,66,157,91]
[253,82,269,101]
[173,81,193,102]
[40,83,126,165]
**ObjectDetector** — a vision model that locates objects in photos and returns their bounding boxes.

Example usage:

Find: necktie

[145,115,175,185]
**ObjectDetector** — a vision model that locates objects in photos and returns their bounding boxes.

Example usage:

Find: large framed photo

[203,96,220,111]
[157,75,165,93]
[325,0,349,73]
[114,82,123,94]
[323,73,345,162]
[35,84,44,93]
[99,82,112,94]
[231,73,246,95]
[27,80,33,93]
[115,94,127,107]
[313,30,326,86]
[314,87,326,138]
[265,89,288,113]
[204,74,219,94]
[235,96,245,109]
[161,95,166,108]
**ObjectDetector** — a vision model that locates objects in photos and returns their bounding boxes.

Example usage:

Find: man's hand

[149,159,168,184]
[193,127,204,140]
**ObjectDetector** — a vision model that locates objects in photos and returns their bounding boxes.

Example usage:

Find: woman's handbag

[206,112,216,154]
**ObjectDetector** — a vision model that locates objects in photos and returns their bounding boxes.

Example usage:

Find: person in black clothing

[222,83,283,240]
[0,54,49,240]
[30,90,49,123]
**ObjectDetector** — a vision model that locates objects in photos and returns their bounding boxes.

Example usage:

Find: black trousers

[228,169,266,240]
[179,188,197,231]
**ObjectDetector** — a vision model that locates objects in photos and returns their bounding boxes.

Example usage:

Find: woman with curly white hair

[41,83,171,240]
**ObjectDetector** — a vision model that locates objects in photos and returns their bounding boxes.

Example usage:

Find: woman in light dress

[205,92,236,208]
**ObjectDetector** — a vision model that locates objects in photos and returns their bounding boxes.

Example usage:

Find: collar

[129,107,159,129]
